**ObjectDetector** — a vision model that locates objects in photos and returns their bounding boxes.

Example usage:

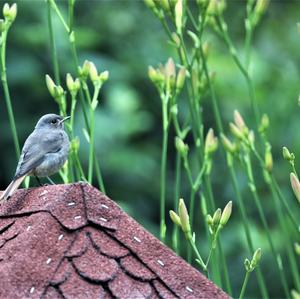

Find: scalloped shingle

[0,183,229,299]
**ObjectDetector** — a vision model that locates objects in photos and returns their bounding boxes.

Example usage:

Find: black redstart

[0,114,70,201]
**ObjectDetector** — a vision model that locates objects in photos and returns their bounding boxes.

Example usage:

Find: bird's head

[35,114,70,130]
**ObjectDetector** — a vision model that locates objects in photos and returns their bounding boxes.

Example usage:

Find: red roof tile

[0,183,229,299]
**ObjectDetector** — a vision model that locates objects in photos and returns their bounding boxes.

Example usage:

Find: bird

[0,113,70,201]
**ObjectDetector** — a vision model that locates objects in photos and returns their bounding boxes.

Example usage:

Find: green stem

[47,1,60,84]
[0,28,20,159]
[87,86,100,183]
[265,172,300,290]
[188,235,207,274]
[172,152,181,253]
[239,271,251,299]
[94,151,106,193]
[228,155,269,298]
[48,0,70,32]
[217,15,260,127]
[244,154,290,298]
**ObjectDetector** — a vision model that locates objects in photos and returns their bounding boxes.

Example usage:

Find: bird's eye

[51,119,57,124]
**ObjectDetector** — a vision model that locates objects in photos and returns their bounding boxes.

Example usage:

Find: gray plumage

[0,114,70,201]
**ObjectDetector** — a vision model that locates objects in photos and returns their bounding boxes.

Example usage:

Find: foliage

[0,1,299,298]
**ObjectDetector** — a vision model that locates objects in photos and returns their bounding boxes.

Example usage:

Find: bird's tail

[0,175,26,202]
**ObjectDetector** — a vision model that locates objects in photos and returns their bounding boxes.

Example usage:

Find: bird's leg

[35,176,43,186]
[46,176,55,185]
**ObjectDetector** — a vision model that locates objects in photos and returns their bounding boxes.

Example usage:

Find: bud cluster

[78,60,109,87]
[206,201,232,236]
[244,248,262,272]
[148,58,187,97]
[169,198,192,238]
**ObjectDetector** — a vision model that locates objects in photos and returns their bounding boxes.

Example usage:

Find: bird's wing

[15,130,64,178]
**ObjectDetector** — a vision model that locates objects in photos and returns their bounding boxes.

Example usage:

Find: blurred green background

[0,0,299,298]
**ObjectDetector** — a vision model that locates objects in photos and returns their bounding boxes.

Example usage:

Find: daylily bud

[265,142,273,172]
[66,74,80,96]
[165,57,176,89]
[144,0,156,10]
[291,289,300,299]
[79,60,91,80]
[244,258,251,272]
[294,242,300,255]
[45,74,56,98]
[229,122,244,139]
[254,0,269,16]
[282,146,293,162]
[172,32,181,47]
[259,113,269,133]
[250,248,262,270]
[99,70,109,83]
[3,3,17,23]
[290,172,300,203]
[234,110,246,130]
[148,66,165,88]
[175,137,189,156]
[220,133,236,154]
[187,30,200,49]
[206,214,213,226]
[89,61,98,83]
[202,41,210,58]
[205,128,218,155]
[176,67,186,93]
[169,210,182,227]
[70,137,80,154]
[175,0,183,33]
[212,208,221,227]
[178,198,191,235]
[248,130,255,147]
[220,201,232,226]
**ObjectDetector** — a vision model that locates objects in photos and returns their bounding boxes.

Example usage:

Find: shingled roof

[0,183,229,299]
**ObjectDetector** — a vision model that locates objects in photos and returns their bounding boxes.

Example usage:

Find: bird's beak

[59,116,70,125]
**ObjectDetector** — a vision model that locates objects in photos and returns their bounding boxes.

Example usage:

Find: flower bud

[169,210,182,227]
[290,172,300,204]
[254,0,269,16]
[250,248,262,270]
[187,30,200,49]
[212,208,221,227]
[70,137,80,154]
[175,137,188,156]
[206,214,213,226]
[244,258,251,272]
[205,128,218,155]
[259,113,269,133]
[282,146,293,162]
[176,67,186,93]
[221,133,236,154]
[45,74,56,98]
[99,70,109,83]
[202,41,210,58]
[3,3,17,22]
[220,201,232,226]
[165,57,176,90]
[294,242,300,255]
[79,60,91,80]
[265,142,273,172]
[175,0,183,33]
[89,61,98,83]
[144,0,156,9]
[178,198,191,235]
[229,122,244,139]
[172,32,181,47]
[234,109,246,130]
